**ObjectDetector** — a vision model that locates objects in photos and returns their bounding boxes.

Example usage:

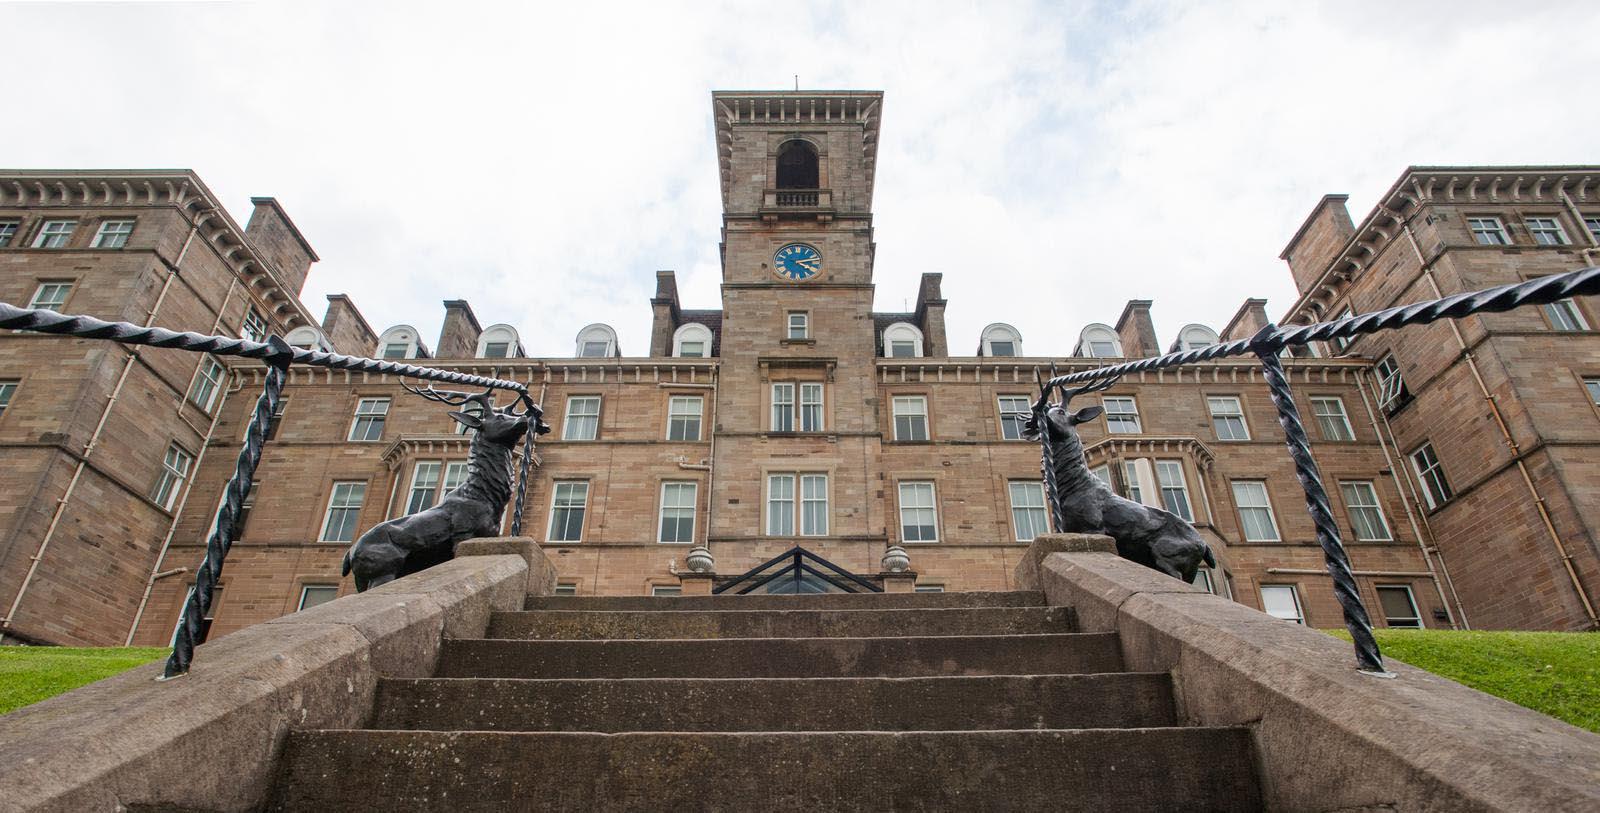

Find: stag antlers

[399,381,550,432]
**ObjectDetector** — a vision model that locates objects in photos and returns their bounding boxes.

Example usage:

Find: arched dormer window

[284,325,331,352]
[376,325,426,360]
[776,140,819,190]
[477,324,524,359]
[1076,324,1122,359]
[575,324,619,358]
[883,322,924,358]
[1177,324,1219,352]
[980,323,1023,357]
[673,323,713,358]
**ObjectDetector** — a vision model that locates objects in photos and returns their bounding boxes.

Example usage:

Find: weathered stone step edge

[369,672,1176,732]
[523,590,1048,611]
[269,728,1262,812]
[485,605,1076,639]
[437,632,1125,679]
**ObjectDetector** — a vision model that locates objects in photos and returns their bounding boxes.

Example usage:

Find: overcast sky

[11,1,1599,357]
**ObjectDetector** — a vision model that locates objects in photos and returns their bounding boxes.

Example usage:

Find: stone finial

[881,545,911,573]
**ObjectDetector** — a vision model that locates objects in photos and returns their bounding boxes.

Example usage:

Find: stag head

[401,383,551,444]
[1019,373,1120,442]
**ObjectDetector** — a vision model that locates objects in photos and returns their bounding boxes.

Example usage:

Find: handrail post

[1250,326,1391,676]
[162,336,294,678]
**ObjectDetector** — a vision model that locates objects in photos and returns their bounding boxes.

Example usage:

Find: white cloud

[8,0,1597,355]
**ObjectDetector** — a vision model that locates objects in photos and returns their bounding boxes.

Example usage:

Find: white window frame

[1339,480,1392,541]
[1525,216,1570,246]
[1543,298,1589,332]
[1191,568,1214,594]
[1155,460,1193,521]
[1329,307,1355,354]
[562,396,601,441]
[1231,480,1280,541]
[1008,480,1049,542]
[1584,216,1600,244]
[1122,461,1145,503]
[771,383,795,432]
[1102,396,1141,434]
[347,397,390,442]
[799,473,828,536]
[998,395,1030,440]
[766,473,796,536]
[576,324,618,358]
[667,395,703,441]
[651,585,682,597]
[92,219,135,248]
[1467,216,1509,245]
[1310,396,1355,441]
[766,472,828,536]
[892,395,929,441]
[187,355,226,412]
[442,461,468,496]
[981,323,1023,357]
[1208,396,1250,441]
[319,481,367,542]
[547,481,590,542]
[798,383,824,432]
[242,308,268,343]
[554,583,578,596]
[673,323,713,358]
[914,584,945,593]
[657,481,697,544]
[151,442,194,511]
[406,461,443,514]
[1375,355,1408,409]
[32,219,76,248]
[1090,464,1112,489]
[897,481,939,543]
[28,281,72,311]
[297,585,339,611]
[1410,443,1452,510]
[0,380,17,419]
[787,311,809,340]
[883,322,924,358]
[1080,325,1121,358]
[1376,584,1424,628]
[1260,584,1305,624]
[1178,324,1218,351]
[0,220,17,246]
[1585,378,1600,409]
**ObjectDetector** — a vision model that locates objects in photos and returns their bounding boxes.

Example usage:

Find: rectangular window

[1544,299,1589,332]
[998,395,1030,440]
[1008,481,1049,541]
[0,221,17,246]
[1310,397,1355,441]
[1585,216,1600,243]
[788,312,809,339]
[1467,216,1509,245]
[1090,465,1112,489]
[1375,355,1410,411]
[898,481,938,543]
[554,583,578,596]
[442,461,468,496]
[1329,307,1355,354]
[381,343,409,359]
[28,281,72,311]
[188,356,226,412]
[0,380,18,419]
[298,585,339,611]
[1103,396,1141,433]
[1340,481,1392,541]
[31,219,76,248]
[1191,568,1213,594]
[348,397,389,442]
[1377,585,1423,628]
[548,481,589,542]
[150,443,194,511]
[1208,396,1249,441]
[889,339,917,358]
[92,219,135,248]
[320,481,366,542]
[798,383,824,432]
[658,481,697,544]
[242,308,268,343]
[1231,480,1280,541]
[562,396,600,441]
[406,461,442,514]
[1122,461,1145,503]
[1155,460,1193,521]
[988,340,1015,357]
[651,585,682,597]
[483,341,511,358]
[1410,443,1453,510]
[771,383,794,432]
[892,395,929,441]
[1586,378,1600,408]
[914,584,945,593]
[678,340,706,357]
[767,474,795,536]
[1260,585,1304,624]
[264,396,289,441]
[800,474,828,535]
[1526,216,1569,246]
[580,340,609,358]
[667,395,703,441]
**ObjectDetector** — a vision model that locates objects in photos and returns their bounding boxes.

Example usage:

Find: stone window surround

[91,218,135,248]
[561,394,602,441]
[997,394,1031,441]
[1375,584,1424,628]
[893,478,940,544]
[889,393,930,442]
[1007,479,1049,542]
[1338,479,1393,542]
[1231,479,1281,542]
[347,397,390,443]
[769,380,825,433]
[547,479,592,543]
[27,279,75,311]
[763,469,831,537]
[1308,395,1356,442]
[657,480,698,545]
[1205,394,1250,442]
[318,480,368,543]
[1259,583,1305,624]
[1101,394,1141,434]
[665,393,705,441]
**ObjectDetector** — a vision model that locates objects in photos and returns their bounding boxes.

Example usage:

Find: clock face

[773,243,822,281]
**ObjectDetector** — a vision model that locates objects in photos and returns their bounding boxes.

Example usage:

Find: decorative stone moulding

[686,546,715,574]
[881,545,911,573]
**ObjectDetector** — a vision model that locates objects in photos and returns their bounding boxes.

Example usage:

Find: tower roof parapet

[712,90,883,210]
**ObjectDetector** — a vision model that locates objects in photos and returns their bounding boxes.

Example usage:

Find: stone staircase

[268,589,1262,810]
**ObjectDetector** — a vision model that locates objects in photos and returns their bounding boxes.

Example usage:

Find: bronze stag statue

[1020,374,1216,582]
[342,384,549,592]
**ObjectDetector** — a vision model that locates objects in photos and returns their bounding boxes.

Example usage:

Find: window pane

[188,356,225,411]
[659,482,697,543]
[678,341,705,357]
[1311,397,1354,441]
[349,398,389,441]
[1377,586,1423,628]
[989,340,1014,356]
[407,462,442,514]
[549,481,589,542]
[1208,397,1248,440]
[32,220,76,248]
[998,395,1029,440]
[788,313,808,339]
[0,381,17,418]
[668,396,703,441]
[1411,444,1452,510]
[892,396,928,441]
[321,482,366,542]
[563,396,600,440]
[800,474,828,535]
[484,342,510,358]
[1155,461,1192,521]
[299,586,339,610]
[442,461,468,495]
[381,343,409,359]
[767,474,795,535]
[580,340,609,357]
[898,482,937,542]
[1231,481,1279,541]
[799,383,824,432]
[1586,379,1600,407]
[1009,481,1048,541]
[1103,396,1140,433]
[1260,585,1303,623]
[93,219,134,248]
[29,282,72,311]
[1544,299,1588,332]
[771,383,794,432]
[890,340,916,358]
[1340,481,1391,541]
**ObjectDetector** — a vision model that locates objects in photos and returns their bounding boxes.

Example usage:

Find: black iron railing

[0,303,541,678]
[714,546,882,594]
[1035,265,1600,675]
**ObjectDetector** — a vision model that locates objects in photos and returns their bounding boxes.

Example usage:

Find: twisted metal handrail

[1035,265,1600,675]
[0,301,540,676]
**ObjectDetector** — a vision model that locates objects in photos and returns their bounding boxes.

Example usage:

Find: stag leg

[348,527,407,593]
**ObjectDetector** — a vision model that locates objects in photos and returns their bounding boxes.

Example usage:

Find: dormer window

[883,322,924,358]
[776,140,819,189]
[284,326,330,352]
[1177,324,1219,352]
[980,323,1022,357]
[476,324,524,359]
[376,325,425,360]
[1077,324,1122,358]
[673,323,713,358]
[575,324,619,358]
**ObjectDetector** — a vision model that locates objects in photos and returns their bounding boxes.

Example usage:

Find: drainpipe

[3,223,195,633]
[1403,224,1599,627]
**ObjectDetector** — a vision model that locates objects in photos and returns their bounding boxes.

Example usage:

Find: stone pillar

[678,572,716,595]
[880,572,917,593]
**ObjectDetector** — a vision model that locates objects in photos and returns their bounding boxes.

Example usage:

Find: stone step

[269,728,1261,811]
[485,606,1075,640]
[522,589,1047,611]
[370,673,1176,732]
[437,633,1122,679]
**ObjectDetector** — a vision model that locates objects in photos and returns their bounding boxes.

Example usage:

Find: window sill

[780,338,816,347]
[888,439,933,445]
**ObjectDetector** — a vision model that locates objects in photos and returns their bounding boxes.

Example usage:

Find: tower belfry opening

[776,140,819,189]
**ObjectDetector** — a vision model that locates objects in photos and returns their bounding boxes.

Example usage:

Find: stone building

[3,92,1597,650]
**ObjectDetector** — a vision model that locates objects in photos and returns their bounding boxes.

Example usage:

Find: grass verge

[0,647,169,715]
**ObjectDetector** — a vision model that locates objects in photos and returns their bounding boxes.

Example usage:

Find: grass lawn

[1328,628,1600,734]
[0,647,169,715]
